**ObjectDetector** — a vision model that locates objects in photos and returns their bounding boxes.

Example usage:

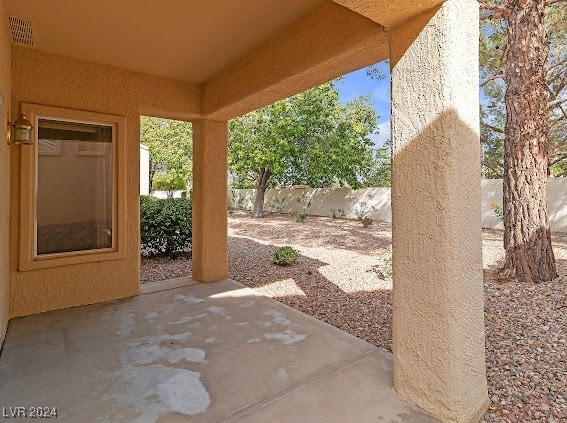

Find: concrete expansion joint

[221,349,376,422]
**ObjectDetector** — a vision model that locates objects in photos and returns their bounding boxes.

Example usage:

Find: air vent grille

[8,15,34,46]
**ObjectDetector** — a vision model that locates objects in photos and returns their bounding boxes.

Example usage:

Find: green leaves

[140,196,192,257]
[272,246,299,266]
[140,116,193,191]
[228,82,378,190]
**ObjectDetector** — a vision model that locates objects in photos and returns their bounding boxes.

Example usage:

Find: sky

[335,61,391,148]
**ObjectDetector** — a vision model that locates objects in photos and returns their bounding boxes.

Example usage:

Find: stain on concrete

[101,365,210,422]
[174,294,204,304]
[238,299,256,308]
[264,329,307,345]
[115,313,135,336]
[169,314,206,325]
[276,368,288,379]
[127,331,193,348]
[206,306,226,315]
[144,312,158,320]
[126,345,206,365]
[263,308,292,326]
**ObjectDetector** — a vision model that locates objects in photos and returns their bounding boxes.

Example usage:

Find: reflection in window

[36,119,113,255]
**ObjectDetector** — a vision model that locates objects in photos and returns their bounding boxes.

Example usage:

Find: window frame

[19,103,127,271]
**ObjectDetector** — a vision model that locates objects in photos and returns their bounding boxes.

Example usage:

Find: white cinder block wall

[228,178,567,232]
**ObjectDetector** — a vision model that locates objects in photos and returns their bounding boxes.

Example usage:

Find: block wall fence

[226,178,567,232]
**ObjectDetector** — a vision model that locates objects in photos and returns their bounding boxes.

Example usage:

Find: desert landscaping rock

[141,213,567,422]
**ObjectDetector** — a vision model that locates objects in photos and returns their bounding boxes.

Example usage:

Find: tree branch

[547,98,567,121]
[479,2,509,19]
[549,153,567,167]
[548,98,567,109]
[545,0,567,6]
[482,160,502,176]
[481,121,505,134]
[548,58,567,77]
[481,74,505,87]
[552,74,567,98]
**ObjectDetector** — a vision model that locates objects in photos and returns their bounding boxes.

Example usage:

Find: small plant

[490,202,504,221]
[228,190,237,211]
[235,193,252,211]
[272,246,299,266]
[353,196,376,220]
[297,191,313,215]
[383,245,393,277]
[361,216,373,228]
[330,208,345,219]
[268,195,287,213]
[297,213,308,223]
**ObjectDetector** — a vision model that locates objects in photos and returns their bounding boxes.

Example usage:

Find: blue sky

[335,61,391,148]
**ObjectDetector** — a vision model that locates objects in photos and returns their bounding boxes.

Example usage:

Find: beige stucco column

[389,0,489,422]
[191,119,228,282]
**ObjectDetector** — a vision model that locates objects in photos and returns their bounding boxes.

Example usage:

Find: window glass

[36,119,113,255]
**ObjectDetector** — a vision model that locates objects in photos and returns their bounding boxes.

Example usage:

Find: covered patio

[0,0,489,421]
[1,279,437,422]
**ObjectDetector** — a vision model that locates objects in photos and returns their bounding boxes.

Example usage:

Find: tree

[140,116,193,193]
[229,82,378,217]
[479,0,564,282]
[480,1,567,178]
[363,140,392,187]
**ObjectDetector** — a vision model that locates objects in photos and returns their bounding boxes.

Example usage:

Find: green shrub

[361,216,373,228]
[140,196,192,257]
[297,213,308,223]
[272,246,299,266]
[330,208,345,218]
[490,202,504,221]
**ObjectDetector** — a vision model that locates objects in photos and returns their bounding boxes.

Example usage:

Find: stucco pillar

[191,119,228,282]
[389,1,489,422]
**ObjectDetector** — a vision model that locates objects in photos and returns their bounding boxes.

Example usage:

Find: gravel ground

[141,213,567,422]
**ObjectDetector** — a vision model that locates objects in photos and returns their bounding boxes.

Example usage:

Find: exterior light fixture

[7,113,33,145]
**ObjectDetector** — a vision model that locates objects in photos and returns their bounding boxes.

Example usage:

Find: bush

[490,202,504,221]
[296,213,308,223]
[140,196,192,257]
[361,216,373,228]
[272,246,299,266]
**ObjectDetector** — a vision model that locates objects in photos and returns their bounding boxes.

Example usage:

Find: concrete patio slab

[0,279,437,422]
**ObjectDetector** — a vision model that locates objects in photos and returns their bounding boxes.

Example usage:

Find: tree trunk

[252,167,271,218]
[148,162,156,193]
[501,0,557,282]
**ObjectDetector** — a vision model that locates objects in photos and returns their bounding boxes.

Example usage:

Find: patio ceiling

[3,0,326,83]
[4,0,444,87]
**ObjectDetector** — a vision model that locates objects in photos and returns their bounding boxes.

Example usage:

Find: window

[19,104,126,271]
[36,119,113,255]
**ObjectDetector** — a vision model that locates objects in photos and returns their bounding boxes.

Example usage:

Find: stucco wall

[10,47,201,318]
[482,178,567,232]
[229,187,392,221]
[229,178,567,232]
[0,0,12,339]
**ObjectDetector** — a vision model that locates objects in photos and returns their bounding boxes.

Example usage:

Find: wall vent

[8,15,35,46]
